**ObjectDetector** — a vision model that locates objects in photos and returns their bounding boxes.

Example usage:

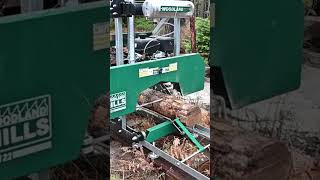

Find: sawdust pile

[111,141,164,180]
[162,136,210,176]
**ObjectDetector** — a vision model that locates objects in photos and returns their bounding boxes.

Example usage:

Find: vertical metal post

[115,18,124,65]
[174,17,181,56]
[128,0,135,64]
[20,0,43,13]
[115,16,126,127]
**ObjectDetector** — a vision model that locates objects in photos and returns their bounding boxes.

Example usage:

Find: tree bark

[190,16,197,53]
[211,121,292,180]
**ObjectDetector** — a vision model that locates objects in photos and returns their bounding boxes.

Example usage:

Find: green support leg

[174,119,205,151]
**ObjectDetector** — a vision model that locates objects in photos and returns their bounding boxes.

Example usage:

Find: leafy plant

[135,17,154,32]
[195,17,210,54]
[110,17,154,32]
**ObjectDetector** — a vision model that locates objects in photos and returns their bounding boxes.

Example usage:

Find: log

[138,89,206,127]
[211,121,293,180]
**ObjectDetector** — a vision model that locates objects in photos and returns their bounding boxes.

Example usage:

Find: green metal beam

[145,121,176,142]
[174,119,204,151]
[145,119,205,152]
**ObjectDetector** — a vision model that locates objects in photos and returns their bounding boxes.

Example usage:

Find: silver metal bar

[152,18,169,36]
[174,17,181,56]
[193,124,210,139]
[136,99,163,108]
[178,144,210,164]
[138,107,171,121]
[115,18,124,65]
[120,116,127,130]
[141,141,210,180]
[128,0,135,64]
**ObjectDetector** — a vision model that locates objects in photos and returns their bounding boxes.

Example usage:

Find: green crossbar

[145,118,205,152]
[145,121,177,142]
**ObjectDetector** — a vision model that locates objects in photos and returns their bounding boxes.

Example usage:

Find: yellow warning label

[93,22,108,51]
[139,63,178,78]
[139,68,153,78]
[169,63,178,71]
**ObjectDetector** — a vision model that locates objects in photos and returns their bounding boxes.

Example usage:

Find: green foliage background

[135,17,154,31]
[110,17,154,32]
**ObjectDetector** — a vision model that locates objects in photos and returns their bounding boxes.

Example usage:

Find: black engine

[134,35,174,55]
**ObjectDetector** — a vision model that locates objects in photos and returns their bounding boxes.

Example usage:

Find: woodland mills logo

[160,6,191,12]
[0,95,52,163]
[110,91,126,113]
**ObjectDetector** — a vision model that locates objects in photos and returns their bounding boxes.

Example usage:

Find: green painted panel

[145,121,176,142]
[0,2,108,179]
[110,54,205,118]
[210,0,304,108]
